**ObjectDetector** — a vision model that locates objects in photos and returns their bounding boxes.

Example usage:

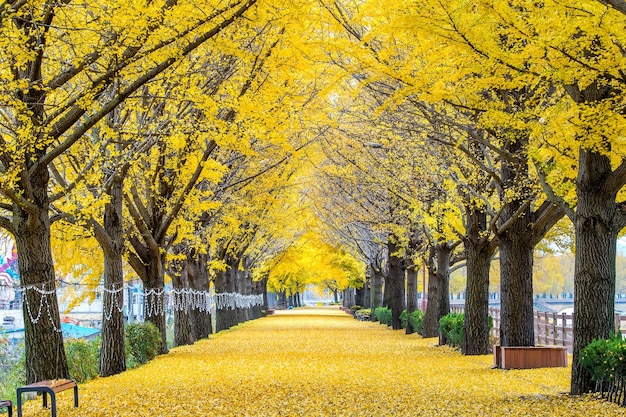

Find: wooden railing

[452,306,626,353]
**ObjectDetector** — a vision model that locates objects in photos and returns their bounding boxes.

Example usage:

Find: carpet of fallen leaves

[22,307,624,417]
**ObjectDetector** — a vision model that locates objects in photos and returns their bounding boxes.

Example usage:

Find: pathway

[22,307,623,416]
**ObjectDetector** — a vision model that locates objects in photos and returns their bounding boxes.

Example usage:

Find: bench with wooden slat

[16,379,78,417]
[0,399,12,417]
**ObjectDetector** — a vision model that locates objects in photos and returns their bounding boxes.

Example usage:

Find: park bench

[16,379,78,417]
[0,398,12,417]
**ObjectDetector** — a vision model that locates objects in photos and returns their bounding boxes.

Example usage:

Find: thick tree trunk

[215,257,238,332]
[173,262,194,347]
[499,136,534,347]
[235,267,247,324]
[388,238,406,330]
[499,227,534,347]
[259,277,269,313]
[571,149,619,395]
[343,288,356,308]
[463,207,494,355]
[369,268,383,320]
[144,259,168,354]
[188,255,212,339]
[14,165,69,383]
[356,277,369,308]
[99,176,127,377]
[424,244,452,338]
[251,279,265,319]
[405,267,418,334]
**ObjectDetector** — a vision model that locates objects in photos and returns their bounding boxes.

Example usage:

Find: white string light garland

[4,282,264,324]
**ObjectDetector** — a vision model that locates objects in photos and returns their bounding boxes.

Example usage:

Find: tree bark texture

[424,244,452,339]
[99,176,127,377]
[188,255,212,339]
[14,164,69,383]
[405,267,418,334]
[462,207,495,355]
[369,267,383,321]
[173,261,194,347]
[387,238,406,330]
[498,136,534,347]
[215,256,238,332]
[143,258,168,354]
[570,149,620,395]
[356,277,370,308]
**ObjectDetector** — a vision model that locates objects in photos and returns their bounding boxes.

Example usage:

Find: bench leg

[50,394,57,417]
[73,386,78,407]
[16,391,22,417]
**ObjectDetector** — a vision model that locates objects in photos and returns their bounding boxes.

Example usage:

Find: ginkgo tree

[0,0,272,382]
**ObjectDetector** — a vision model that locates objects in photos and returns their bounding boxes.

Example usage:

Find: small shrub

[0,338,25,405]
[125,322,162,367]
[580,333,626,398]
[374,307,392,326]
[407,310,425,335]
[65,337,100,383]
[354,308,371,320]
[350,305,361,312]
[439,312,464,348]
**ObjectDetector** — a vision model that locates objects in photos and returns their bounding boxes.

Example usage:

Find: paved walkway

[22,307,623,416]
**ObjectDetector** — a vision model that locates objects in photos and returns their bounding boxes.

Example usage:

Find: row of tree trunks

[215,255,266,333]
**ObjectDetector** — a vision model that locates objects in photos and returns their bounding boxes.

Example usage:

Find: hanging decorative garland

[102,283,126,321]
[22,282,63,333]
[6,281,264,324]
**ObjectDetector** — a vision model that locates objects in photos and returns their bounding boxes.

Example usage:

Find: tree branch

[605,158,626,196]
[593,0,626,16]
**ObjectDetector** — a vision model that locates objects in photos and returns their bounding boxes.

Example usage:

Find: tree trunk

[369,267,383,320]
[463,206,495,355]
[188,255,212,339]
[143,258,168,354]
[343,288,356,308]
[499,136,534,347]
[388,237,406,330]
[173,261,194,347]
[571,149,620,395]
[215,257,238,332]
[424,244,452,338]
[356,277,370,308]
[98,176,127,377]
[235,267,247,324]
[251,279,265,319]
[405,267,418,334]
[14,165,69,383]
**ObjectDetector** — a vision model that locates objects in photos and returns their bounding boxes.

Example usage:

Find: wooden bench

[0,399,12,417]
[16,379,78,417]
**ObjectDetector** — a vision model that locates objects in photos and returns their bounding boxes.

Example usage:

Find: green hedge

[125,321,162,367]
[400,309,425,335]
[439,312,464,348]
[65,338,100,382]
[374,307,392,326]
[580,333,626,405]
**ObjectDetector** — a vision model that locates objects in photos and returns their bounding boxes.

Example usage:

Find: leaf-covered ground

[22,307,623,416]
